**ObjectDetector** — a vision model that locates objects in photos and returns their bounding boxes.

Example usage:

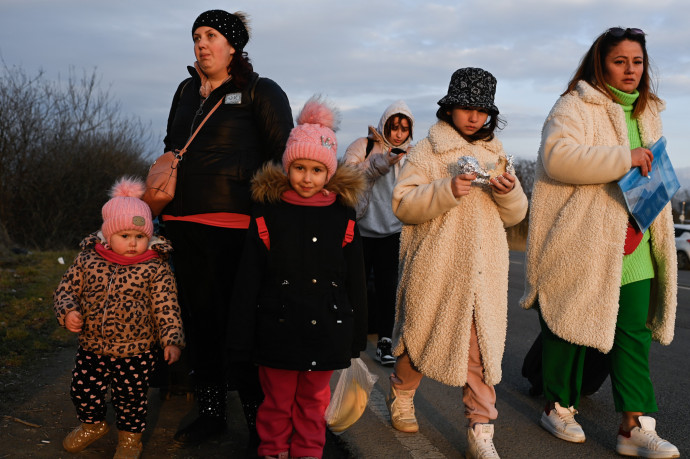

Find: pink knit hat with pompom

[282,95,340,182]
[101,177,154,244]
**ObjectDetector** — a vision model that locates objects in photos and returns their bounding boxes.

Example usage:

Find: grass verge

[0,250,78,373]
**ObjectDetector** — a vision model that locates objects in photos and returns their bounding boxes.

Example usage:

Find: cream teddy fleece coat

[391,120,528,386]
[520,80,677,352]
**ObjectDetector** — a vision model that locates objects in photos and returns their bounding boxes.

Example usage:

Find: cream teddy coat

[391,120,528,386]
[520,80,677,353]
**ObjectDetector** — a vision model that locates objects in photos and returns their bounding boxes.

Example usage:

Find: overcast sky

[2,0,690,171]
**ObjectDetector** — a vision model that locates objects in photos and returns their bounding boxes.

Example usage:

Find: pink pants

[257,366,333,459]
[391,320,497,425]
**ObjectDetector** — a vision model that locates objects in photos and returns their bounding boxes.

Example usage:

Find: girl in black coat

[228,97,367,459]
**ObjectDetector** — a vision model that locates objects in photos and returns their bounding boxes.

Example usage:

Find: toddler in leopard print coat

[53,177,184,459]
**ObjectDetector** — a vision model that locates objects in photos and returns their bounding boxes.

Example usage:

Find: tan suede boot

[63,421,110,453]
[113,431,143,459]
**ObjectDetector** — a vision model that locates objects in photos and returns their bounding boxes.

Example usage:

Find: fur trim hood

[251,161,366,208]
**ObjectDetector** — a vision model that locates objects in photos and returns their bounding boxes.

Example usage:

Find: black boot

[173,385,227,445]
[239,388,263,458]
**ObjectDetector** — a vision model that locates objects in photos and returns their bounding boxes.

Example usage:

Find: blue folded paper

[618,137,680,233]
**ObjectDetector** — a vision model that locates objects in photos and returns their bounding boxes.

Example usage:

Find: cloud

[2,0,689,166]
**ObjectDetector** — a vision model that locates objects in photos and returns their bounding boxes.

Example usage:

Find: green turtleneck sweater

[609,85,655,286]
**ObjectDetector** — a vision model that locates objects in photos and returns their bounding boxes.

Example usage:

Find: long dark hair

[563,28,658,118]
[436,105,505,143]
[229,51,254,89]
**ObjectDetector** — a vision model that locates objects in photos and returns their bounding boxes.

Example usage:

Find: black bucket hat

[437,67,499,115]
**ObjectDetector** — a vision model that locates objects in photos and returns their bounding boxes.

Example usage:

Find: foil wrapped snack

[457,155,515,186]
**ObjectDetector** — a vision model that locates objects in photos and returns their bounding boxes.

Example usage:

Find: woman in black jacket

[159,9,293,448]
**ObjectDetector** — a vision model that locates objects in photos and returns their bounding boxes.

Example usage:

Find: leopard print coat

[54,232,185,358]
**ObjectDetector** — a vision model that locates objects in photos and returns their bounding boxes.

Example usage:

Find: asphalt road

[1,252,687,458]
[334,251,690,458]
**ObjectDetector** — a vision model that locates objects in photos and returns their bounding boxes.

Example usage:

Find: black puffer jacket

[162,67,294,216]
[228,163,368,371]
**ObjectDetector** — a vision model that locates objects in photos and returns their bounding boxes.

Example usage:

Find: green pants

[540,279,657,412]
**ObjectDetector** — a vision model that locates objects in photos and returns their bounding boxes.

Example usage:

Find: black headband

[192,10,249,50]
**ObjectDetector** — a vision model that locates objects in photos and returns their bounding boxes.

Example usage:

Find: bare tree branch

[0,61,152,249]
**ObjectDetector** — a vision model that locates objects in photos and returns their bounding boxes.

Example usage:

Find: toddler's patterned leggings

[70,347,155,433]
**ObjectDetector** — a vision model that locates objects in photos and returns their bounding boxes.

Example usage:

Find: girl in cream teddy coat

[389,68,527,459]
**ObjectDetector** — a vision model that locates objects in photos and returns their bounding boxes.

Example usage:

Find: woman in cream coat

[521,27,678,458]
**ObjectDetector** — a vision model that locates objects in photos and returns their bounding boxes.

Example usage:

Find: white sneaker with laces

[466,423,500,459]
[616,416,680,458]
[387,386,418,433]
[539,402,586,443]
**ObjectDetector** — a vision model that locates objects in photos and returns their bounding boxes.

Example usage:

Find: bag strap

[179,79,191,99]
[175,97,224,159]
[256,216,270,250]
[256,216,353,250]
[364,138,374,159]
[342,219,356,247]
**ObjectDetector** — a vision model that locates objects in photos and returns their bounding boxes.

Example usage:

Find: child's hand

[387,147,407,165]
[164,345,181,365]
[65,310,83,333]
[451,173,476,198]
[490,172,516,194]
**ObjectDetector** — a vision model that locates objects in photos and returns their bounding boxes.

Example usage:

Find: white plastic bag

[325,358,378,433]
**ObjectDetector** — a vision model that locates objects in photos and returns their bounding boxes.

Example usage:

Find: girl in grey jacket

[344,100,414,366]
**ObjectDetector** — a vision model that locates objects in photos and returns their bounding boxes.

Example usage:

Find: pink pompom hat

[282,95,341,182]
[101,177,154,244]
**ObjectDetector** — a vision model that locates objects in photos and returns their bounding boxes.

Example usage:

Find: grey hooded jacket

[343,100,414,237]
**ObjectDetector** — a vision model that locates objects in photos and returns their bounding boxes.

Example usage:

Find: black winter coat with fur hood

[227,163,368,371]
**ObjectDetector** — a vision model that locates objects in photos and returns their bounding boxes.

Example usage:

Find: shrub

[0,63,152,249]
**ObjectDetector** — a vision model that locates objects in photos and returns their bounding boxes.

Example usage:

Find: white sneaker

[539,402,586,443]
[387,386,418,433]
[616,416,680,458]
[466,423,500,459]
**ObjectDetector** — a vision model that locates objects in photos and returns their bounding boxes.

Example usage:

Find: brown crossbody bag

[142,97,223,216]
